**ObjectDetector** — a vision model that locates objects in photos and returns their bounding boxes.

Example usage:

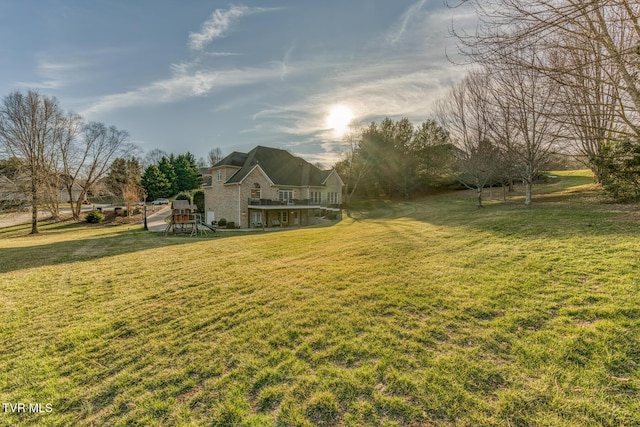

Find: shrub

[175,192,192,203]
[85,210,104,224]
[218,218,227,227]
[192,190,204,213]
[226,221,235,229]
[600,140,640,202]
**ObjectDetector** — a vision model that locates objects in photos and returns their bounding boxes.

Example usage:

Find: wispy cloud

[279,44,295,80]
[19,49,108,90]
[204,51,242,57]
[189,5,248,51]
[252,53,464,145]
[188,5,282,51]
[83,65,283,116]
[83,6,286,116]
[250,3,476,165]
[387,0,428,45]
[74,1,474,165]
[18,46,137,92]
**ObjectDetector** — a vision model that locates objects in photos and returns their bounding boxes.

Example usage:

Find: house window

[251,183,261,199]
[280,211,288,223]
[216,170,222,182]
[328,192,338,204]
[279,189,293,204]
[251,211,262,226]
[310,191,322,204]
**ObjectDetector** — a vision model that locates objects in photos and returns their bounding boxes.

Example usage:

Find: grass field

[1,171,639,426]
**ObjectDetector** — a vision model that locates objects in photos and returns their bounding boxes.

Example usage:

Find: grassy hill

[1,171,639,426]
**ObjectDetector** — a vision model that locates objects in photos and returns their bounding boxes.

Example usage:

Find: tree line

[335,118,460,204]
[141,152,201,201]
[97,151,201,216]
[444,0,640,203]
[336,0,640,207]
[0,90,203,233]
[0,91,132,233]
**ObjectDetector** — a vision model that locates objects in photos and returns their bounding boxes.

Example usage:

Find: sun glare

[326,105,354,137]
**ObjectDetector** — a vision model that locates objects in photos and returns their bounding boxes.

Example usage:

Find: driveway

[0,211,41,228]
[0,204,108,229]
[145,205,171,232]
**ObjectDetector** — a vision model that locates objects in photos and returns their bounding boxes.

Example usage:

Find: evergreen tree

[411,120,457,190]
[0,157,24,180]
[141,164,173,201]
[158,156,177,196]
[171,152,201,192]
[105,157,142,198]
[105,157,142,216]
[600,140,640,202]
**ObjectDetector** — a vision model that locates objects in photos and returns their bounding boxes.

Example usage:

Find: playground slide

[197,218,217,232]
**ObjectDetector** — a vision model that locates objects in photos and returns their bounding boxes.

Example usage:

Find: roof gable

[322,169,345,186]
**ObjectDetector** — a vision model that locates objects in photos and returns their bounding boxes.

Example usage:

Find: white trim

[322,169,345,186]
[237,164,274,186]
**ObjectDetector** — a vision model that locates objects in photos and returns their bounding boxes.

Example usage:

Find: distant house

[0,174,24,207]
[199,166,213,187]
[202,146,344,228]
[58,179,85,204]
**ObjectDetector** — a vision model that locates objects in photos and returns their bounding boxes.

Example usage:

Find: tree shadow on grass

[348,184,640,241]
[0,223,237,274]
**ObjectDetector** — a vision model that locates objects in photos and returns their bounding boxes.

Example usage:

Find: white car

[151,198,169,205]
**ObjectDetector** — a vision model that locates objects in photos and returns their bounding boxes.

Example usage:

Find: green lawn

[1,171,639,426]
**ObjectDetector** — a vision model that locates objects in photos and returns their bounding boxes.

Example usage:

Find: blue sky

[0,1,475,167]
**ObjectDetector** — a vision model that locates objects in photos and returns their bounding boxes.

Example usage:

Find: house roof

[214,151,248,168]
[217,146,333,187]
[172,199,197,210]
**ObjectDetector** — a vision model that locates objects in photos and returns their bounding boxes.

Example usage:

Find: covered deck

[246,199,340,229]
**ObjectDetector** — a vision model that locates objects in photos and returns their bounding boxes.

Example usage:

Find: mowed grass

[1,171,639,426]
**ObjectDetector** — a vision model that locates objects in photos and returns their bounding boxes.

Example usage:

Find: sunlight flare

[326,105,354,137]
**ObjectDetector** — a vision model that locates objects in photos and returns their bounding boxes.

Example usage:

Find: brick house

[202,146,344,228]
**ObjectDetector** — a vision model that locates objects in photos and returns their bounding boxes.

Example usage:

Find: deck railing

[247,198,339,209]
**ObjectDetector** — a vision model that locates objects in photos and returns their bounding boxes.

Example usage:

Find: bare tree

[56,112,85,219]
[57,119,133,219]
[0,91,63,233]
[144,148,168,167]
[335,128,371,205]
[438,70,502,207]
[70,122,132,218]
[208,147,224,166]
[546,33,624,181]
[450,0,640,139]
[490,48,562,206]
